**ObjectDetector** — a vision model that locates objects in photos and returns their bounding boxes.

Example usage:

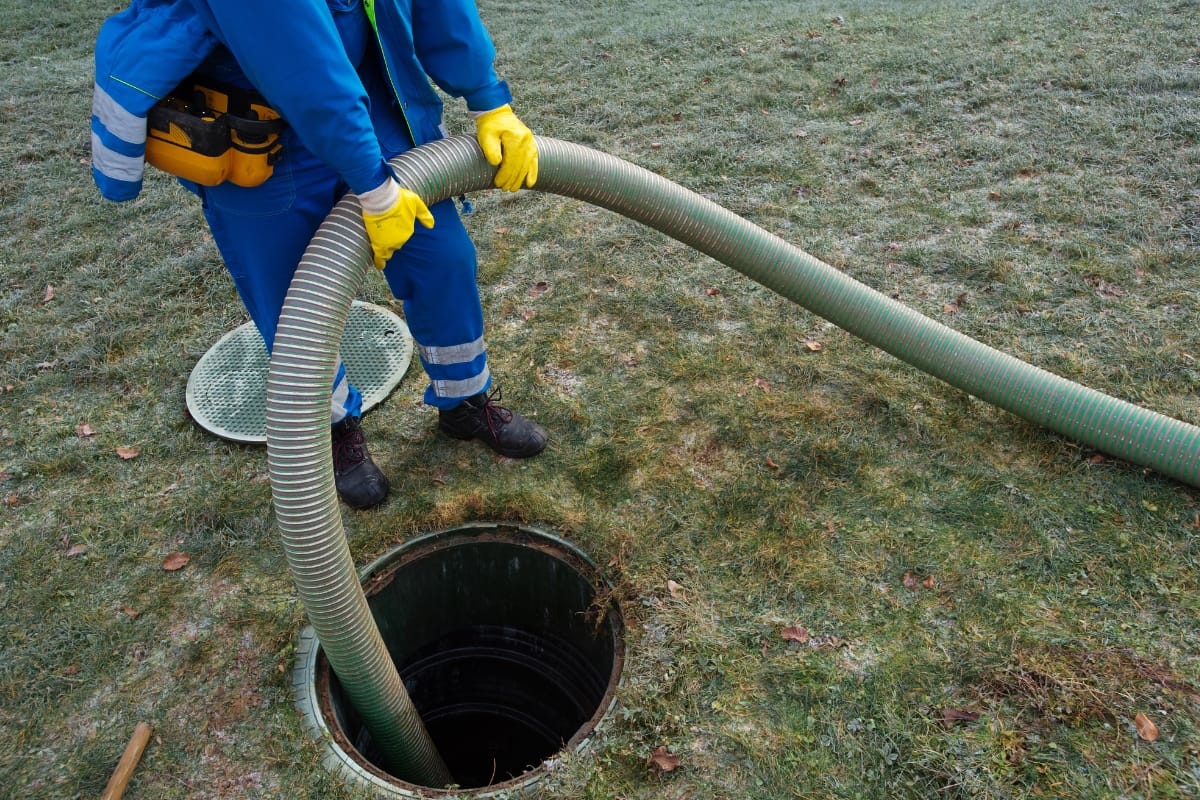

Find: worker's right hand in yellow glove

[357,177,435,269]
[474,104,538,192]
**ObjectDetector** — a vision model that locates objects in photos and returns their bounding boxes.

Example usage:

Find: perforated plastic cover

[186,300,414,443]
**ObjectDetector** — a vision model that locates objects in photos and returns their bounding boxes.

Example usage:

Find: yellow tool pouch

[146,76,284,187]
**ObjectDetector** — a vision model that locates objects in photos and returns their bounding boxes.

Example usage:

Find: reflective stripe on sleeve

[92,83,147,147]
[91,130,145,183]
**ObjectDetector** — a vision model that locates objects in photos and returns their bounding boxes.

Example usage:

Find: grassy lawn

[2,0,1199,797]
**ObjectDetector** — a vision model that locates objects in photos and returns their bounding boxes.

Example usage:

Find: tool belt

[145,76,284,188]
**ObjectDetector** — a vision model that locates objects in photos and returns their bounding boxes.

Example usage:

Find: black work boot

[437,388,548,458]
[331,416,390,509]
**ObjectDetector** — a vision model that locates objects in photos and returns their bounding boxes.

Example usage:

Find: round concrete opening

[293,523,625,797]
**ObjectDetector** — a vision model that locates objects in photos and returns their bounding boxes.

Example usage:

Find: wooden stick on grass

[100,722,152,800]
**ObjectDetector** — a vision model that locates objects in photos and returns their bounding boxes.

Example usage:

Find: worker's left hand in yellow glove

[474,104,538,192]
[357,177,436,269]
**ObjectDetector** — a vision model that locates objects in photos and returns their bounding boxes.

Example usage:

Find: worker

[91,0,548,510]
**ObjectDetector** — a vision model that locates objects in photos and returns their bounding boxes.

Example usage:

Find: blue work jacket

[91,0,511,201]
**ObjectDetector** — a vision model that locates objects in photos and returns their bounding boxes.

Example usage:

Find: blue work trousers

[190,124,490,423]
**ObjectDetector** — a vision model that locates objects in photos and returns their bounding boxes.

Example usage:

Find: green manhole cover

[186,300,413,443]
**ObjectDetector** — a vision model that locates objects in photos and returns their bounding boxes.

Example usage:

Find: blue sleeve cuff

[93,167,143,202]
[346,160,393,197]
[463,80,513,114]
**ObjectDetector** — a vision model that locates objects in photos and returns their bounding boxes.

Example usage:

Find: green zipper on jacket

[361,0,418,146]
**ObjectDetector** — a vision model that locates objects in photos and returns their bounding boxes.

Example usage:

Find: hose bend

[269,135,1200,782]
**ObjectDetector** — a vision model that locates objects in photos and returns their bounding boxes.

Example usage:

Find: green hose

[271,135,1200,786]
[266,206,453,785]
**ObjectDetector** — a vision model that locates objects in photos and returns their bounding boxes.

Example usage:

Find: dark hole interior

[320,532,621,790]
[329,623,608,787]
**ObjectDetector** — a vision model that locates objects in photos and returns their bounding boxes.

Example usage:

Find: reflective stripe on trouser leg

[381,197,490,410]
[330,362,360,423]
[191,131,364,423]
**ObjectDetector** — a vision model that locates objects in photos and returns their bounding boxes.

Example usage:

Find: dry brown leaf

[782,625,809,643]
[649,745,680,772]
[116,446,140,460]
[528,281,550,297]
[66,544,88,557]
[704,287,721,296]
[1134,711,1159,742]
[162,551,190,571]
[753,378,771,393]
[667,579,685,600]
[903,571,919,590]
[942,302,959,314]
[43,285,56,303]
[122,606,141,619]
[765,457,780,470]
[940,708,980,725]
[4,492,20,508]
[922,575,935,590]
[76,423,96,438]
[803,341,823,351]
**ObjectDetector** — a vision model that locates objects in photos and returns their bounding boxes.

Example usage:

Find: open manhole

[293,523,625,797]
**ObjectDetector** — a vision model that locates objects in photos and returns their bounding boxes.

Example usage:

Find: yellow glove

[474,104,538,192]
[358,178,435,269]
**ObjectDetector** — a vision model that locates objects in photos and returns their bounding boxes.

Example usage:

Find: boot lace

[476,388,514,440]
[332,419,367,472]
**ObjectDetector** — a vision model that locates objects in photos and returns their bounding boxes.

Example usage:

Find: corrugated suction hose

[268,135,1200,782]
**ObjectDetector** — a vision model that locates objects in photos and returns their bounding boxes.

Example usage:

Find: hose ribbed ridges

[267,200,452,785]
[521,136,1200,487]
[269,135,1200,788]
